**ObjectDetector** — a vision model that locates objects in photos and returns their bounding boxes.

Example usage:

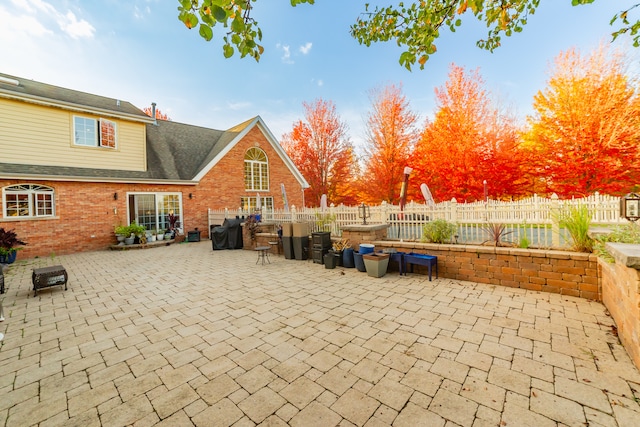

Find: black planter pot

[324,252,337,269]
[334,251,343,267]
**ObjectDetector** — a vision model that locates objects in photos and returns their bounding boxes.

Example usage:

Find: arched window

[244,147,269,191]
[3,184,55,218]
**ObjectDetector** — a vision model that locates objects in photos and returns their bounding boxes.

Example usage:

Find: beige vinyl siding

[0,98,146,171]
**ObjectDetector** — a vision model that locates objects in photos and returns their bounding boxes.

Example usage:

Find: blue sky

[0,1,633,150]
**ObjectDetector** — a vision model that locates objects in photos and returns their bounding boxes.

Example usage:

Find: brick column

[341,224,389,251]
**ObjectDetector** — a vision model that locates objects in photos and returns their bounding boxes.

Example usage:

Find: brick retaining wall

[600,244,640,370]
[373,241,601,300]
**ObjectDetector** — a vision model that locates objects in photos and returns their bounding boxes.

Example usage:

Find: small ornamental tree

[0,227,27,256]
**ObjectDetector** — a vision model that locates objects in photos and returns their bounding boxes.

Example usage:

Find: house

[0,72,308,259]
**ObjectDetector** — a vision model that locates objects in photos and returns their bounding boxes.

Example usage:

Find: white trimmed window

[241,196,273,212]
[73,116,117,148]
[3,184,55,218]
[244,147,269,191]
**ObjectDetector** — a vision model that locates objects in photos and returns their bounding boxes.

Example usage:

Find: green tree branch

[177,1,639,70]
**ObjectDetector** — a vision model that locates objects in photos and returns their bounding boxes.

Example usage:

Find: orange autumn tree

[142,106,171,121]
[523,45,640,197]
[281,99,358,207]
[411,64,528,202]
[360,84,419,204]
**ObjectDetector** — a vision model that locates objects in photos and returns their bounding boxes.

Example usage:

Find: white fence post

[550,193,561,248]
[450,198,458,224]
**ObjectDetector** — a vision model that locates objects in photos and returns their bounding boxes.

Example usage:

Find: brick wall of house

[0,127,305,259]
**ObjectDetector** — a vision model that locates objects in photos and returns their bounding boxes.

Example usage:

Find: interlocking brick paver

[368,377,413,411]
[429,388,478,426]
[289,401,341,427]
[430,357,469,384]
[331,388,380,426]
[531,387,589,424]
[460,377,506,411]
[487,365,531,396]
[237,387,286,424]
[191,398,243,427]
[279,376,325,409]
[236,364,277,393]
[0,243,638,426]
[6,394,67,427]
[117,371,163,401]
[502,398,556,427]
[151,383,199,419]
[316,367,358,396]
[555,376,612,413]
[393,403,445,427]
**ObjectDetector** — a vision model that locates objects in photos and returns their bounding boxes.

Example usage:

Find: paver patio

[0,241,639,426]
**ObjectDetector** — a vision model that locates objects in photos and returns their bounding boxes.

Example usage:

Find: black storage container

[282,236,294,259]
[312,232,331,249]
[293,236,309,260]
[187,229,201,242]
[312,247,329,264]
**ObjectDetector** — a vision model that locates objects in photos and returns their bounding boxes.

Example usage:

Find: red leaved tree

[411,64,529,203]
[281,99,358,207]
[523,45,640,197]
[360,84,419,204]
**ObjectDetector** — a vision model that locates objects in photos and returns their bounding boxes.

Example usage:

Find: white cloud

[7,0,94,39]
[11,0,55,15]
[0,7,52,39]
[59,10,95,39]
[133,4,152,20]
[276,43,294,64]
[299,42,312,55]
[227,101,252,111]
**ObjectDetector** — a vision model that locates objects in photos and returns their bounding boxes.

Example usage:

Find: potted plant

[0,227,27,264]
[127,221,146,244]
[114,225,128,245]
[156,229,165,241]
[149,230,157,242]
[332,239,350,267]
[245,214,261,248]
[168,212,179,239]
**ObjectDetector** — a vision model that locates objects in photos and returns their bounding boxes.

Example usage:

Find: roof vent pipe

[151,102,157,125]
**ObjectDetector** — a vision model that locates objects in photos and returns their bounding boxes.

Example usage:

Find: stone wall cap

[606,243,640,269]
[341,224,390,232]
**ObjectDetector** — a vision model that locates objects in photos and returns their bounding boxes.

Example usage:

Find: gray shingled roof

[146,120,239,180]
[0,72,149,119]
[0,73,307,187]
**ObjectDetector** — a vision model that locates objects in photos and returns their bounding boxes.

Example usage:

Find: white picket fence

[208,193,624,249]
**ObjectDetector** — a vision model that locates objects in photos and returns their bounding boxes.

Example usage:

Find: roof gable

[192,116,309,188]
